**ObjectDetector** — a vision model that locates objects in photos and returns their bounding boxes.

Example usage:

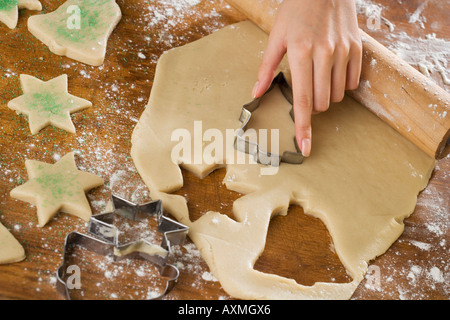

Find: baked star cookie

[8,74,92,134]
[10,152,104,227]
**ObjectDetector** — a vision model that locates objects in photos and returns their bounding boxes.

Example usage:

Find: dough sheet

[131,21,435,299]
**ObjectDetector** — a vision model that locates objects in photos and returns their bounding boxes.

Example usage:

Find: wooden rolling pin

[226,0,450,159]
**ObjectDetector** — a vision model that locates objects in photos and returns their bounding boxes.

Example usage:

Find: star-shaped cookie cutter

[56,194,189,300]
[235,72,304,166]
[88,195,189,253]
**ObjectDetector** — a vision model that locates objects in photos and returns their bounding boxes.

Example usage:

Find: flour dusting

[356,0,450,89]
[408,0,430,29]
[387,32,450,87]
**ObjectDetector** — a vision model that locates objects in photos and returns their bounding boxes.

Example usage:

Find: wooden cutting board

[0,0,448,300]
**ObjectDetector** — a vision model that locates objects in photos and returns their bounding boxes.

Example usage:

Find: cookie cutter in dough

[56,194,189,300]
[235,72,304,166]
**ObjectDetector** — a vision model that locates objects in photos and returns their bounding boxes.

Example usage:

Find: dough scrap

[0,0,41,29]
[0,221,25,264]
[7,74,92,134]
[10,152,104,227]
[27,0,121,66]
[130,21,435,299]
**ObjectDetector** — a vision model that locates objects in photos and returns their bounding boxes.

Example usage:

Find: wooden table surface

[0,0,448,300]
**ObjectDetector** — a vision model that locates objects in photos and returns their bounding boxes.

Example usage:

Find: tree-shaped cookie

[7,74,92,134]
[0,222,25,264]
[10,152,104,227]
[0,0,42,29]
[27,0,122,66]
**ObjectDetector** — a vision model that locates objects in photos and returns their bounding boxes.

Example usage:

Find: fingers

[253,31,286,99]
[330,51,349,103]
[346,39,363,90]
[325,38,363,104]
[287,46,313,157]
[313,47,333,114]
[254,33,362,158]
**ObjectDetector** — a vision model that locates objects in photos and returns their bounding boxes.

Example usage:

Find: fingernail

[252,81,260,99]
[301,138,311,157]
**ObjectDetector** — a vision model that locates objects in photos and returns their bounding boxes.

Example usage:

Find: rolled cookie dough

[0,0,41,29]
[131,21,435,299]
[27,0,121,66]
[0,222,25,264]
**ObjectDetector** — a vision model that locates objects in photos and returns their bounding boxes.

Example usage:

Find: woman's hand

[252,0,362,157]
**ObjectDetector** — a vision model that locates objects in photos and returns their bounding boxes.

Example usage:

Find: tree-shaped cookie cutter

[56,195,189,300]
[235,72,304,166]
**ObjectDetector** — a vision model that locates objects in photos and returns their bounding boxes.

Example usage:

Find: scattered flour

[157,0,202,11]
[408,0,430,29]
[202,271,218,282]
[387,32,450,87]
[355,0,383,19]
[355,0,395,32]
[409,240,431,251]
[356,0,450,89]
[428,266,444,284]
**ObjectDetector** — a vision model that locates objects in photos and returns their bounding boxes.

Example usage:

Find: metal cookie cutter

[88,195,189,253]
[56,195,189,300]
[235,72,304,166]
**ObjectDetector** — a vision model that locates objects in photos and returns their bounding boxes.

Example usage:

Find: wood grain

[0,0,448,300]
